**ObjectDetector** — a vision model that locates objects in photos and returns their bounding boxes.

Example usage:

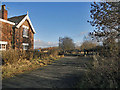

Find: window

[2,44,6,49]
[23,28,28,38]
[22,25,29,38]
[0,44,6,50]
[22,43,29,50]
[0,41,7,51]
[23,45,28,50]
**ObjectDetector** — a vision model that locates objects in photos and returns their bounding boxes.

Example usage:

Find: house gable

[16,14,36,34]
[8,14,36,34]
[0,4,35,51]
[14,19,34,50]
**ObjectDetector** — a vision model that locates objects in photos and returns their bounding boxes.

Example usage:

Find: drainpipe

[12,27,15,49]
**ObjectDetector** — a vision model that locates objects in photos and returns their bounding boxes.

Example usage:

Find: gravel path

[2,56,91,88]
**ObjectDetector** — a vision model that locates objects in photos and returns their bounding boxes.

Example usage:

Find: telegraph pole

[59,37,61,49]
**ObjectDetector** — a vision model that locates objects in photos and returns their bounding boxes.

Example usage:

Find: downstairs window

[0,41,7,51]
[22,43,29,50]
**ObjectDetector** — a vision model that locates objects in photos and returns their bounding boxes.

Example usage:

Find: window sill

[23,49,27,50]
[0,49,6,51]
[23,35,28,38]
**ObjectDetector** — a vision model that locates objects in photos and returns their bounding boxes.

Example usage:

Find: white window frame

[22,25,29,38]
[22,43,29,50]
[0,41,8,51]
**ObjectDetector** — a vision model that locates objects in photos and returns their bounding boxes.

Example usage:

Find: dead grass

[75,54,119,88]
[2,55,63,79]
[2,49,64,79]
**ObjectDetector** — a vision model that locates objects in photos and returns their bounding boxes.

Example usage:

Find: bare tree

[88,1,120,56]
[80,35,97,50]
[59,37,75,51]
[88,2,119,40]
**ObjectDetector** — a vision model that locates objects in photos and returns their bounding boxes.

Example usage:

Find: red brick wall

[14,20,34,50]
[0,9,8,20]
[0,19,34,50]
[0,21,13,49]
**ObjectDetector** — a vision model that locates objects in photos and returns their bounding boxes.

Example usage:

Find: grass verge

[2,55,64,79]
[75,55,119,88]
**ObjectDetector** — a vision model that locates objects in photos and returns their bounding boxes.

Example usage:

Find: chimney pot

[0,4,8,20]
[2,5,6,10]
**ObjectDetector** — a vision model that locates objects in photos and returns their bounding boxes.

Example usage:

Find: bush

[33,50,48,59]
[33,48,59,59]
[2,48,62,79]
[2,49,20,64]
[2,49,33,65]
[2,48,60,65]
[76,55,119,88]
[48,48,59,57]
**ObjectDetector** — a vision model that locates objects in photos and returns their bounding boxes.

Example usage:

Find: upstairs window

[23,28,28,37]
[22,25,29,38]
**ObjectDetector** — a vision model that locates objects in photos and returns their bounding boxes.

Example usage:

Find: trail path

[2,56,90,88]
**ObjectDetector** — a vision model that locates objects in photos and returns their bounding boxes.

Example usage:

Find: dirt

[2,56,92,88]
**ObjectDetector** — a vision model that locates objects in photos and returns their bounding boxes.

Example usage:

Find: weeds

[76,54,119,88]
[2,48,63,79]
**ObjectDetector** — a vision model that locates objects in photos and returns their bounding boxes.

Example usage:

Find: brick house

[0,5,36,51]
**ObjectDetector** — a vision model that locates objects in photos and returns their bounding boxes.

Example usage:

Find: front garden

[1,48,64,79]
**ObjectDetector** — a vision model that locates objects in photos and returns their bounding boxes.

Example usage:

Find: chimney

[0,5,8,20]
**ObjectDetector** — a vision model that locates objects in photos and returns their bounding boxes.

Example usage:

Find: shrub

[2,49,33,65]
[33,51,48,59]
[48,48,59,57]
[33,48,59,59]
[2,49,20,64]
[76,55,119,88]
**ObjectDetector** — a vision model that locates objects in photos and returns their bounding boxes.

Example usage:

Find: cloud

[78,31,89,36]
[73,31,89,38]
[74,41,82,46]
[34,39,83,49]
[34,39,58,49]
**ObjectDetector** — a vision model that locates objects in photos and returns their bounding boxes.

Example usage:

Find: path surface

[2,56,91,88]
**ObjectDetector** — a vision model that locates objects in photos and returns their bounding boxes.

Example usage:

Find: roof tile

[8,14,27,24]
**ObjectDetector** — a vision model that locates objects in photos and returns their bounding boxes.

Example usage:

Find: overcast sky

[3,2,94,48]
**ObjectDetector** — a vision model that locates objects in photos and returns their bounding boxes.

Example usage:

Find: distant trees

[80,35,97,50]
[59,37,75,51]
[80,41,97,50]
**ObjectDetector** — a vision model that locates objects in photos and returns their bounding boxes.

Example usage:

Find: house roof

[8,14,36,34]
[0,18,15,25]
[8,14,26,24]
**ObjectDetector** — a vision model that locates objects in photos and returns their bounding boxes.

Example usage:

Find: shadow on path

[2,56,91,88]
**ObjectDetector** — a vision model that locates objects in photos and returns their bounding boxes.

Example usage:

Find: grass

[2,55,64,79]
[75,54,119,88]
[2,49,64,79]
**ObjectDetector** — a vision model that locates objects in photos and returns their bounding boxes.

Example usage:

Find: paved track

[2,56,91,88]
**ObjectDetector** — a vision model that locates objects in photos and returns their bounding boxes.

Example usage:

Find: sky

[2,2,94,48]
